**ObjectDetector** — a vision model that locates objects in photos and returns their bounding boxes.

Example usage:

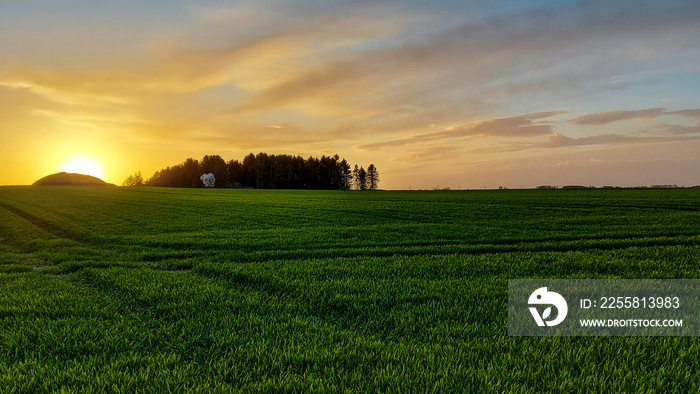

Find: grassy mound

[32,172,111,186]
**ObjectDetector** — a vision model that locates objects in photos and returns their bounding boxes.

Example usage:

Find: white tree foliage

[200,173,216,187]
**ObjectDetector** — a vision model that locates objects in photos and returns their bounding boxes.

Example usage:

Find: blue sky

[1,0,699,188]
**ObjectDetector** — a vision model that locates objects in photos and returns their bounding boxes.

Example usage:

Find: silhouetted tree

[352,165,360,190]
[147,158,201,187]
[122,171,144,186]
[147,167,172,187]
[367,164,379,190]
[242,153,257,188]
[358,167,367,190]
[180,158,202,188]
[228,159,244,187]
[339,158,352,190]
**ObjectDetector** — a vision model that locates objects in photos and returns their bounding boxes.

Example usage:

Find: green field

[1,186,699,392]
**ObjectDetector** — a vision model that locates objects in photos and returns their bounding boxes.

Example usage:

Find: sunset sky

[1,0,699,189]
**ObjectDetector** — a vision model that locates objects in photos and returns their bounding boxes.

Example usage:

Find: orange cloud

[0,63,137,106]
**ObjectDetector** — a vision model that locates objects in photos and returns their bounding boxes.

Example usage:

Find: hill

[32,172,112,186]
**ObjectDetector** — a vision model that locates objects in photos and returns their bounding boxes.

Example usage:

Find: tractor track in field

[0,200,116,270]
[0,200,71,240]
[137,234,700,265]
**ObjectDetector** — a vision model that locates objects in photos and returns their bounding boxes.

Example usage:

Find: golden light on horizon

[59,156,106,180]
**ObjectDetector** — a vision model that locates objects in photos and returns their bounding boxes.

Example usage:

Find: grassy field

[1,186,699,392]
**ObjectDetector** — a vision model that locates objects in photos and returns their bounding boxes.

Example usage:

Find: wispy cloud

[390,145,463,163]
[511,132,700,151]
[668,109,700,121]
[356,112,565,151]
[568,108,666,125]
[650,123,700,135]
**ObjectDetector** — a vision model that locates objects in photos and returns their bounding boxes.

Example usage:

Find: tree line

[124,153,379,190]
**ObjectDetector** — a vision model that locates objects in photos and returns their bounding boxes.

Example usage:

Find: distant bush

[562,185,589,189]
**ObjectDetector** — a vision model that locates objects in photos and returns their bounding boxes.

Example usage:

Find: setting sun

[59,156,105,180]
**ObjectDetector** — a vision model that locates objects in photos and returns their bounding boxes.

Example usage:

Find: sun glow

[59,156,105,180]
